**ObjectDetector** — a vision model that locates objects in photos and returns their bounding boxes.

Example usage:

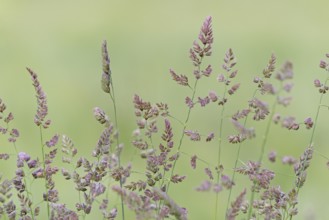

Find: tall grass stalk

[246,96,278,219]
[214,95,226,220]
[166,16,213,196]
[288,76,329,220]
[109,82,125,220]
[39,126,50,219]
[225,111,248,216]
[101,40,125,220]
[166,79,199,193]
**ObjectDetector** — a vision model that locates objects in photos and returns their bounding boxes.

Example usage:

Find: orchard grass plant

[0,16,328,219]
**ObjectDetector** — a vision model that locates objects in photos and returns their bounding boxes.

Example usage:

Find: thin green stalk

[314,149,329,160]
[157,77,199,218]
[308,89,326,146]
[247,96,278,219]
[166,79,199,193]
[216,91,227,166]
[180,151,214,167]
[214,89,227,220]
[168,114,185,126]
[225,116,248,215]
[109,82,125,220]
[288,77,328,220]
[226,89,258,217]
[257,101,277,163]
[39,126,50,219]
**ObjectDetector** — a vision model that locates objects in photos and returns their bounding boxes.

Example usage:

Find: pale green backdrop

[0,1,329,219]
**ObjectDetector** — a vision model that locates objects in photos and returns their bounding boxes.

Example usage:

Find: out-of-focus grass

[1,1,329,219]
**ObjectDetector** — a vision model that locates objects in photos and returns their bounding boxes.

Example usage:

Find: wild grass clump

[0,16,328,220]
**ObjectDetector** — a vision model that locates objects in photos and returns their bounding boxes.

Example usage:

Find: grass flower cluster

[0,16,328,220]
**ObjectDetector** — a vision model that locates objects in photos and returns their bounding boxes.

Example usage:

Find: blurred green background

[1,1,329,219]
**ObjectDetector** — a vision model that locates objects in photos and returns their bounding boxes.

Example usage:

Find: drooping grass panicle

[61,134,77,164]
[101,40,112,94]
[100,40,127,219]
[26,67,58,218]
[263,53,276,78]
[230,119,255,141]
[118,185,186,220]
[153,188,188,220]
[197,16,213,56]
[226,189,246,220]
[286,146,314,220]
[64,126,125,218]
[294,146,313,189]
[0,98,20,145]
[215,48,240,219]
[93,107,110,126]
[231,56,298,219]
[190,16,213,68]
[25,68,64,218]
[166,16,214,196]
[26,68,50,128]
[283,55,329,220]
[50,203,78,220]
[0,99,39,219]
[170,69,190,87]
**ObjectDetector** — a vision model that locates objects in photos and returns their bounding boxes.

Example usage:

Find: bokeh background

[1,1,329,219]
